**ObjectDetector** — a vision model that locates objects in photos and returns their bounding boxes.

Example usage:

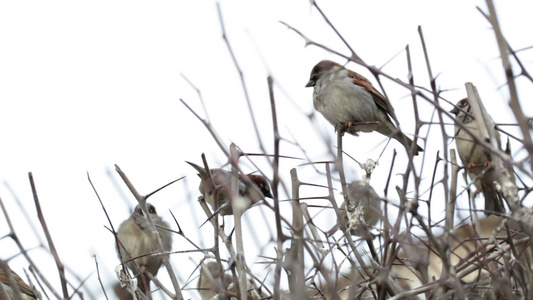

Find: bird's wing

[347,70,395,117]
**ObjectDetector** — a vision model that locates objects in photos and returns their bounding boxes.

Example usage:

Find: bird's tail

[185,161,208,177]
[482,181,505,215]
[394,132,423,156]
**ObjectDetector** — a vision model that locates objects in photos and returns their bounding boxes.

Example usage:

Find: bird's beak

[264,190,273,198]
[305,80,315,88]
[450,107,459,115]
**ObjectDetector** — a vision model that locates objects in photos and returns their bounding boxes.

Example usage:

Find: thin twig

[29,172,69,299]
[93,255,109,300]
[484,0,533,170]
[217,2,266,154]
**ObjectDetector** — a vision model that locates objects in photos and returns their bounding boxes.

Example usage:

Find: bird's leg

[466,162,477,171]
[467,161,492,171]
[137,266,152,297]
[335,120,360,135]
[466,162,485,197]
[346,120,358,134]
[338,120,380,135]
[335,123,348,136]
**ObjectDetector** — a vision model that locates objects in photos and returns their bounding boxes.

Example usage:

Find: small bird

[451,98,507,215]
[116,203,173,295]
[340,180,381,236]
[0,261,39,300]
[306,60,423,155]
[197,262,232,300]
[186,161,273,216]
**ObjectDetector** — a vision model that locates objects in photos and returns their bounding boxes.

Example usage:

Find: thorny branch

[0,2,532,300]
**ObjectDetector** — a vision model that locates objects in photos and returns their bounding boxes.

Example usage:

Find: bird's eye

[149,205,156,214]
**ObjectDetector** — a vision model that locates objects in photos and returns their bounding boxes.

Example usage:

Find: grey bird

[340,180,381,236]
[306,60,423,155]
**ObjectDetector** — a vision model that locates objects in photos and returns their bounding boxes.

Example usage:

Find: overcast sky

[0,1,531,299]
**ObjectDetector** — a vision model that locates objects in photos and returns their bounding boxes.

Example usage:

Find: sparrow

[197,262,232,300]
[451,98,507,215]
[186,161,273,216]
[306,60,423,155]
[116,203,173,295]
[340,180,381,236]
[0,261,39,300]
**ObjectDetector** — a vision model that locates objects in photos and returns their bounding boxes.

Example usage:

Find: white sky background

[0,1,532,299]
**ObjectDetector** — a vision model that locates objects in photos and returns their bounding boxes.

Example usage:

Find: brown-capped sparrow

[186,161,272,216]
[0,261,39,300]
[116,203,173,294]
[306,60,423,155]
[451,98,507,215]
[198,262,232,300]
[340,180,381,236]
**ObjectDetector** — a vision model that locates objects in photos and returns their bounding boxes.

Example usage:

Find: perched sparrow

[198,262,232,300]
[0,261,38,300]
[186,161,273,216]
[451,98,507,215]
[306,60,423,155]
[116,203,173,294]
[340,180,381,236]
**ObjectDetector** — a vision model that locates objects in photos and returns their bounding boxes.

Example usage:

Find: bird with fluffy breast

[306,60,423,155]
[116,203,172,295]
[340,180,381,237]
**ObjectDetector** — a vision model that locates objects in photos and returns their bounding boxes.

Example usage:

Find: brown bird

[186,161,272,215]
[0,261,39,300]
[451,98,508,215]
[116,203,173,295]
[306,60,423,155]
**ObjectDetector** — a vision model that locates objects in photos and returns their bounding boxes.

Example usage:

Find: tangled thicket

[1,1,532,300]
